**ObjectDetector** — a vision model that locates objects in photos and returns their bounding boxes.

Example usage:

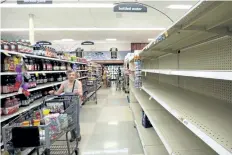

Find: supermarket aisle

[79,85,144,155]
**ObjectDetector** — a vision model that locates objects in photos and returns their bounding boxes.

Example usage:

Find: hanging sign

[36,41,52,45]
[110,47,118,59]
[81,41,94,45]
[114,3,147,13]
[17,0,52,4]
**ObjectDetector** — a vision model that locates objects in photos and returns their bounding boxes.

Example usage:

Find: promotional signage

[36,41,52,45]
[17,0,52,4]
[114,3,147,13]
[81,41,94,45]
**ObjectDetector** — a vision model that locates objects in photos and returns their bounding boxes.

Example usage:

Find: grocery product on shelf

[134,55,142,88]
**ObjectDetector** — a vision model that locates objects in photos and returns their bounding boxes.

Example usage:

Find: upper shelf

[142,69,232,81]
[0,50,87,65]
[141,80,232,155]
[131,87,217,155]
[140,1,232,57]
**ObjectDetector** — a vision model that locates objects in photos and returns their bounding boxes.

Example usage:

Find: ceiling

[1,0,199,51]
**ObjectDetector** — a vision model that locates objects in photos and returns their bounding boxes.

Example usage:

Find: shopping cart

[2,94,80,155]
[116,75,124,91]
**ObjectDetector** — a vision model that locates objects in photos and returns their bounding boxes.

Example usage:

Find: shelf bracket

[149,96,152,100]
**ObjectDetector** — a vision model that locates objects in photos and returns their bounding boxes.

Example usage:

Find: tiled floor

[79,85,144,155]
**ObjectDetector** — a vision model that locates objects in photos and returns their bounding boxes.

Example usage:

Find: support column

[29,14,35,45]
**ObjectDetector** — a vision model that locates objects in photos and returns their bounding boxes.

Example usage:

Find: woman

[49,70,82,142]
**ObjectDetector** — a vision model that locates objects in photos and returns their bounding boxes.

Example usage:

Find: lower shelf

[131,87,217,155]
[130,102,168,155]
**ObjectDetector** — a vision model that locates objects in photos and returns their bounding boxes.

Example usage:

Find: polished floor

[78,85,144,155]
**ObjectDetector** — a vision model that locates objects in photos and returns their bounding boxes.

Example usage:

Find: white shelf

[0,81,63,99]
[144,146,168,155]
[140,1,232,56]
[141,80,232,155]
[0,50,87,64]
[0,71,67,76]
[142,69,232,81]
[130,101,168,155]
[77,70,88,72]
[132,87,218,155]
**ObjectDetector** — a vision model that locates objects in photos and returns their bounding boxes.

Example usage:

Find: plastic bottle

[10,41,18,52]
[2,77,10,94]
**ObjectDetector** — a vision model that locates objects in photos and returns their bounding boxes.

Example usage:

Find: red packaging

[3,104,19,115]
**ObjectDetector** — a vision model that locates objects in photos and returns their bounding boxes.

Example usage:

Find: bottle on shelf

[10,40,18,52]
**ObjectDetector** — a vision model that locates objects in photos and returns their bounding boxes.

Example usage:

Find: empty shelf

[142,69,232,81]
[144,145,168,155]
[132,87,217,155]
[141,80,232,155]
[140,1,232,56]
[130,101,168,155]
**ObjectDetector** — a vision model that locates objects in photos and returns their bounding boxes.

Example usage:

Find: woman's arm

[77,80,83,96]
[49,83,64,95]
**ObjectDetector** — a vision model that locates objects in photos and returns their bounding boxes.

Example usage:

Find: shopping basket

[2,94,80,155]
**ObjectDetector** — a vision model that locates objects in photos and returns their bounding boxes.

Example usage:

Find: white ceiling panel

[1,0,199,49]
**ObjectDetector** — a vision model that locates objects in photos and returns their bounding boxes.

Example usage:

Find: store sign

[81,41,94,45]
[36,41,52,45]
[17,0,52,4]
[114,3,147,13]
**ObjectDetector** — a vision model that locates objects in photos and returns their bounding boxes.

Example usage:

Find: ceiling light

[148,38,155,41]
[0,3,114,8]
[167,5,192,9]
[106,38,117,41]
[108,121,118,125]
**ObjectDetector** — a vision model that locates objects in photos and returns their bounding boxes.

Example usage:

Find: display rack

[0,46,88,153]
[135,1,232,155]
[82,62,102,105]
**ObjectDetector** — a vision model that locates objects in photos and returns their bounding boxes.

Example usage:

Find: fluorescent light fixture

[108,121,118,125]
[148,38,155,41]
[0,3,114,8]
[106,38,117,41]
[0,28,165,32]
[167,5,192,9]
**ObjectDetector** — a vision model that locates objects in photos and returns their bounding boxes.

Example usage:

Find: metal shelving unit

[135,1,232,155]
[131,87,217,155]
[140,1,232,57]
[142,80,232,155]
